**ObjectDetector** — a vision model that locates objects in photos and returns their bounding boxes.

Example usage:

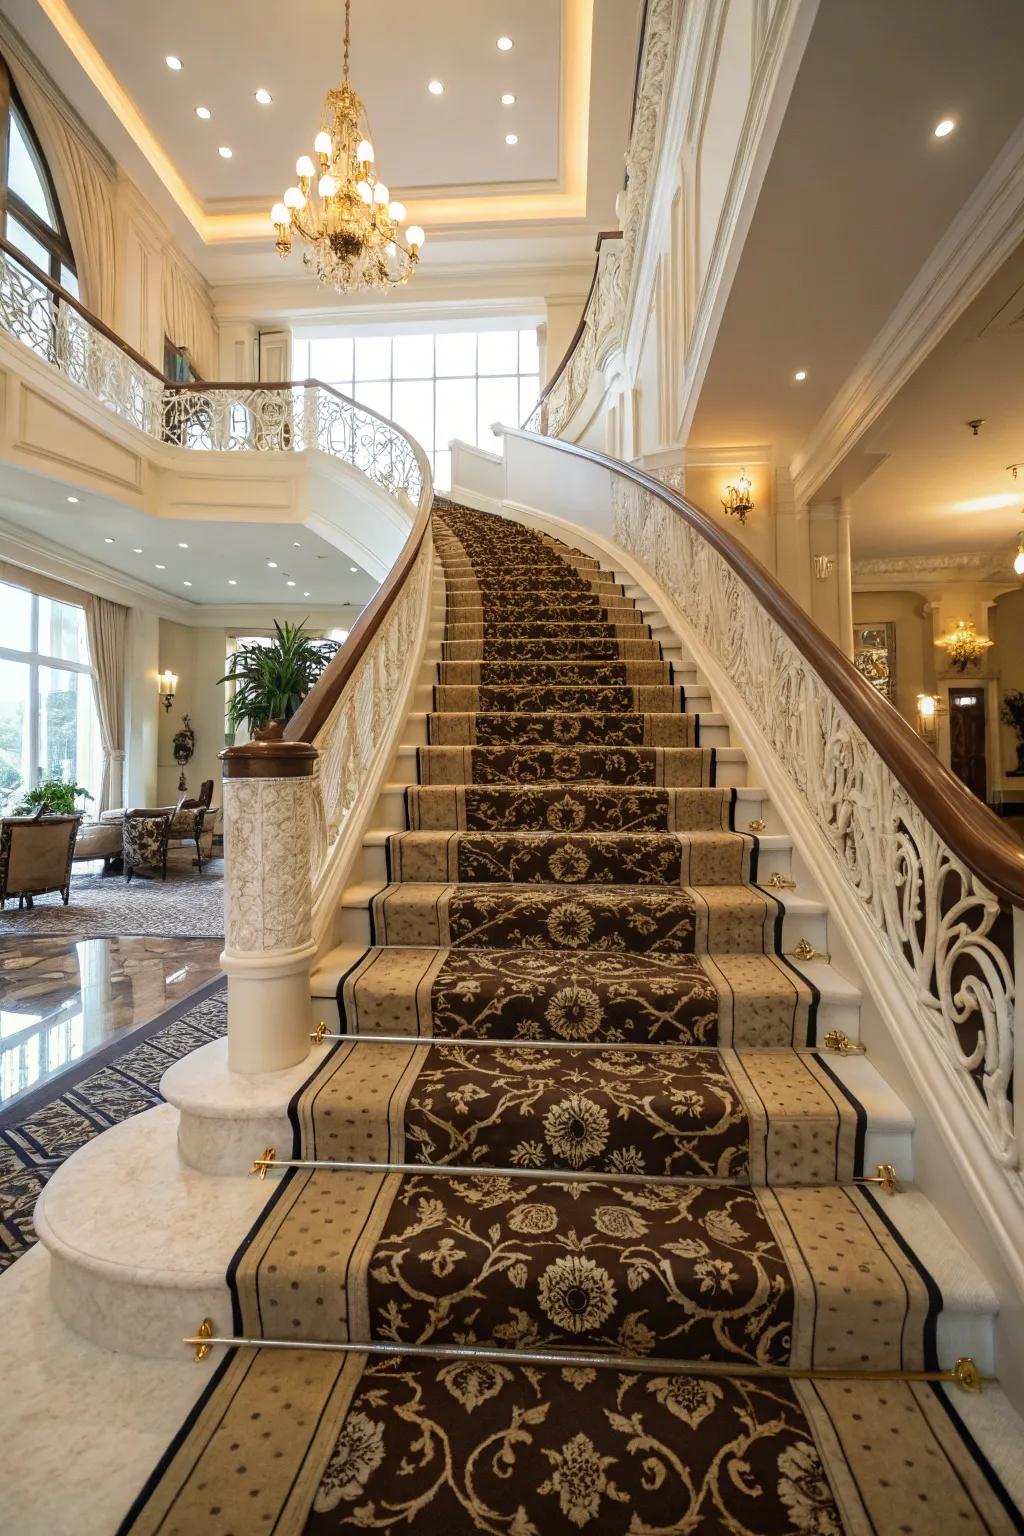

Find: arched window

[0,56,78,295]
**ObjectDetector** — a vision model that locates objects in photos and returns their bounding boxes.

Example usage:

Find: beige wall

[852,589,935,726]
[992,587,1024,787]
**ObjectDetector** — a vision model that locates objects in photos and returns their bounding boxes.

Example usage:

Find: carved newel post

[220,723,318,1073]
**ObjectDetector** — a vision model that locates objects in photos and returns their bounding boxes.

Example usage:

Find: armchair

[0,810,80,909]
[122,802,182,882]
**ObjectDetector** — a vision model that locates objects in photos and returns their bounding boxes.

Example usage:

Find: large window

[0,57,78,294]
[0,581,102,810]
[293,327,541,490]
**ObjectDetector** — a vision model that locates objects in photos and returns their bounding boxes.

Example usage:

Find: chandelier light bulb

[356,179,373,203]
[314,130,332,156]
[271,202,290,225]
[388,200,406,222]
[283,185,305,209]
[357,138,374,162]
[405,225,425,250]
[296,154,315,178]
[373,182,389,204]
[318,174,339,197]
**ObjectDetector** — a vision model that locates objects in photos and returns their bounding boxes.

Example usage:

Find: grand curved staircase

[24,498,1020,1535]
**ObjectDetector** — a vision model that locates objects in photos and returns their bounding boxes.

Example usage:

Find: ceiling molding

[791,118,1024,509]
[30,0,595,243]
[684,441,774,467]
[0,515,195,618]
[852,550,1016,587]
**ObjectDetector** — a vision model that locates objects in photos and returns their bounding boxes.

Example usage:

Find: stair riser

[370,783,771,831]
[357,839,794,887]
[392,744,751,787]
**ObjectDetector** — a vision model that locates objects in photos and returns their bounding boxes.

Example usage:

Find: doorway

[949,688,987,800]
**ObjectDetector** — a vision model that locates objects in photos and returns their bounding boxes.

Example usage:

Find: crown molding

[684,442,774,468]
[852,549,1018,589]
[791,119,1024,509]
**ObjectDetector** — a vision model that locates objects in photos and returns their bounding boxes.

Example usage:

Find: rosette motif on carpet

[122,507,1020,1535]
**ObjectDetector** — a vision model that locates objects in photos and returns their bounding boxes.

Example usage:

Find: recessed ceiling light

[501,92,516,106]
[293,540,301,547]
[177,541,189,548]
[794,370,807,381]
[104,537,114,544]
[195,106,211,120]
[165,55,182,70]
[66,495,79,503]
[228,578,237,585]
[267,560,278,568]
[349,566,358,573]
[505,133,518,146]
[427,79,445,95]
[155,563,166,570]
[218,145,233,159]
[934,118,956,138]
[183,580,192,587]
[303,590,311,597]
[287,580,296,587]
[254,88,272,105]
[496,36,513,51]
[133,547,143,554]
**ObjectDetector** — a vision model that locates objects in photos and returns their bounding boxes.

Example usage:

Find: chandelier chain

[343,0,350,82]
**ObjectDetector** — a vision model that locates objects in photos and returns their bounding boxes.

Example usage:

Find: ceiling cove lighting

[195,106,211,120]
[255,88,273,105]
[271,0,424,293]
[934,118,956,138]
[496,36,514,51]
[427,80,445,95]
[165,54,182,70]
[501,92,516,106]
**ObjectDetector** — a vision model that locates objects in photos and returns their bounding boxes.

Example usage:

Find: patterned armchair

[0,811,81,908]
[167,801,208,873]
[123,804,180,882]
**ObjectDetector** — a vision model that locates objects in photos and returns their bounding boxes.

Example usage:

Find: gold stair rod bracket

[789,939,828,963]
[188,1318,213,1362]
[953,1356,983,1393]
[764,871,796,890]
[822,1029,866,1056]
[747,818,767,832]
[250,1147,277,1180]
[856,1162,899,1196]
[311,1021,328,1043]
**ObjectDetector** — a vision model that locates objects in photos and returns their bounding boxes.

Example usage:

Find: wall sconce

[916,692,942,744]
[721,469,753,524]
[937,618,993,673]
[813,555,834,581]
[159,670,178,712]
[1014,535,1024,577]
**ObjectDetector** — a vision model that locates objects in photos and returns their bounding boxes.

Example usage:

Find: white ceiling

[65,0,561,199]
[689,0,1024,489]
[0,465,379,608]
[841,238,1024,563]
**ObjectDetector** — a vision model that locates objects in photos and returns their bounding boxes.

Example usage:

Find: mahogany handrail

[503,427,1024,910]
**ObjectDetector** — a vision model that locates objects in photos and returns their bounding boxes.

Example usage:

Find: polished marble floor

[0,936,223,1113]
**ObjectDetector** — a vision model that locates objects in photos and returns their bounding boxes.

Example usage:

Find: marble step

[369,782,774,834]
[310,945,863,1050]
[32,1102,996,1369]
[357,829,794,887]
[336,880,831,955]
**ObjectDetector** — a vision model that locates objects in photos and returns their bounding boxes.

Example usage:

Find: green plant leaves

[220,620,340,733]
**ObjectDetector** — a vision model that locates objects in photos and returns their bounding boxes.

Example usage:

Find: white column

[221,729,318,1073]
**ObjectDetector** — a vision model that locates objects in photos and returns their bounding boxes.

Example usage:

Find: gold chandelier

[270,0,424,293]
[938,618,994,673]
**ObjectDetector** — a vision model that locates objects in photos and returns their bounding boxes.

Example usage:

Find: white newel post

[220,727,318,1074]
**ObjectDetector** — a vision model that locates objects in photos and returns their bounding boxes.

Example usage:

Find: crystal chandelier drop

[270,0,425,293]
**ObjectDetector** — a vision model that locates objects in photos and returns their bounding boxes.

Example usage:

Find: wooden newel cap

[220,720,318,779]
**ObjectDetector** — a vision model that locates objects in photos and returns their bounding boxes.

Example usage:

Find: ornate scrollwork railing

[0,242,423,511]
[607,470,1020,1194]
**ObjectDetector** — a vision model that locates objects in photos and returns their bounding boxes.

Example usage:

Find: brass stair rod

[311,1023,862,1057]
[251,1148,900,1195]
[183,1321,983,1394]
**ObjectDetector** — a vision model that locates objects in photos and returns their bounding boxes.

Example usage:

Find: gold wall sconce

[721,469,753,524]
[937,619,993,673]
[1014,535,1024,577]
[813,555,834,581]
[159,670,178,712]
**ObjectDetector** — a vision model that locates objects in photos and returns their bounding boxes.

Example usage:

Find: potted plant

[9,777,93,817]
[1000,690,1024,776]
[220,621,340,735]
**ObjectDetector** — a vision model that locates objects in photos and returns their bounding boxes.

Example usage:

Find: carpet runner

[122,505,1020,1535]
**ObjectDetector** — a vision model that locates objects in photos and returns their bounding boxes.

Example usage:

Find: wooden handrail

[502,427,1024,910]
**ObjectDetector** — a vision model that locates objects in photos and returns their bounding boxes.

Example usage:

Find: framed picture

[853,621,896,702]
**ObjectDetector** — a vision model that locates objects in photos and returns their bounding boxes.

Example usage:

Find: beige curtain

[86,596,128,812]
